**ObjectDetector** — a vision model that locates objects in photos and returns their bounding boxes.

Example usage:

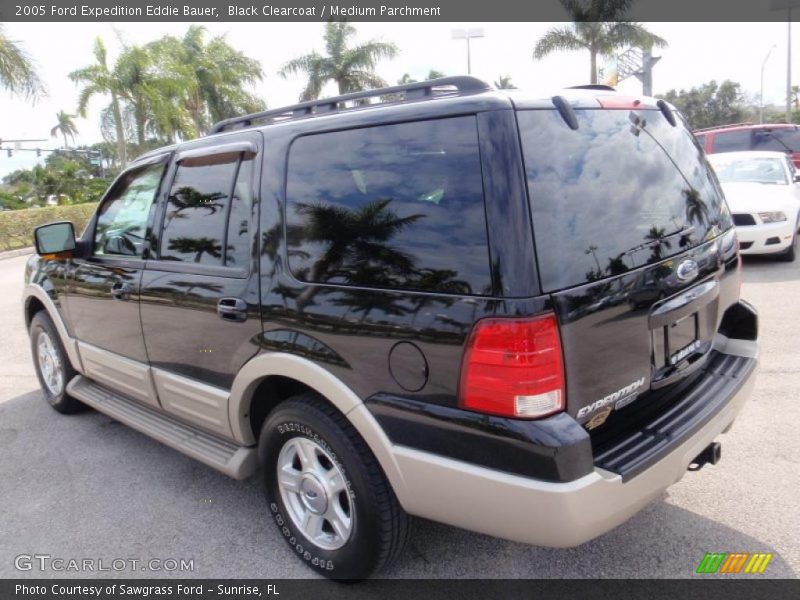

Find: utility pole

[761,45,777,124]
[616,47,660,96]
[788,9,793,122]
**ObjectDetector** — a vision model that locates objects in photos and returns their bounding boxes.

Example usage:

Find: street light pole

[761,44,777,124]
[452,28,485,75]
[788,8,793,122]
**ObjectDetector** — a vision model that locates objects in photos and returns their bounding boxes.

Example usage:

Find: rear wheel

[258,394,411,580]
[29,312,82,414]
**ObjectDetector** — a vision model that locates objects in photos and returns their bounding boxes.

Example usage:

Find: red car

[695,123,800,168]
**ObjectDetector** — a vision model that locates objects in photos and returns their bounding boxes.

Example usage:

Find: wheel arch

[229,352,407,497]
[23,283,84,374]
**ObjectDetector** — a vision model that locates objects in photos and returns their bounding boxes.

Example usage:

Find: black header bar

[1,0,800,22]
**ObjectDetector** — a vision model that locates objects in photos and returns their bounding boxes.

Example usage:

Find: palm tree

[533,0,667,84]
[148,26,264,133]
[50,111,78,148]
[398,70,445,85]
[280,22,398,101]
[683,188,708,227]
[166,237,223,263]
[494,75,517,89]
[644,225,671,262]
[0,24,45,100]
[70,38,128,166]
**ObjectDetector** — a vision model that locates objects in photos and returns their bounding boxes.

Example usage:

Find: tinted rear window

[160,151,253,268]
[752,127,800,153]
[285,117,491,295]
[711,130,751,153]
[518,109,732,292]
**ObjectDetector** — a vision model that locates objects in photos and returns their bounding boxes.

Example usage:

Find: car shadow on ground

[0,390,795,579]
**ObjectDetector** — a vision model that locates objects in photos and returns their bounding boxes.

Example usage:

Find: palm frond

[606,22,668,51]
[533,26,587,59]
[0,24,46,100]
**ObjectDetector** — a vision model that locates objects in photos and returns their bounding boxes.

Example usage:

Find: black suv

[24,77,759,579]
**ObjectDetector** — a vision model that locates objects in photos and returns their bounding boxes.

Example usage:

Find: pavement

[0,252,797,579]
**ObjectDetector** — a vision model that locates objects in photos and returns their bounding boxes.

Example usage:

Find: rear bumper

[391,338,758,547]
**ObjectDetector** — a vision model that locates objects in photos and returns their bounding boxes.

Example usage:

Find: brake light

[459,314,565,419]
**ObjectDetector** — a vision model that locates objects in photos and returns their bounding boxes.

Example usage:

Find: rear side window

[518,109,732,292]
[752,127,800,152]
[711,130,752,153]
[160,151,254,267]
[285,117,491,295]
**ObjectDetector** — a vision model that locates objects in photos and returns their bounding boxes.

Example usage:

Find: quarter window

[285,117,491,295]
[160,151,254,267]
[94,163,165,258]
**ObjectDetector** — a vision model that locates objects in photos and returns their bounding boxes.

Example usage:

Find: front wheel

[29,312,82,414]
[258,394,411,580]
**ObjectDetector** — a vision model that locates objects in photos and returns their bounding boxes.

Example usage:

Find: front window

[94,163,165,258]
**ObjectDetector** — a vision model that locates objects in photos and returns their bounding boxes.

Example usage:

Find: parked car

[707,151,800,261]
[695,122,800,168]
[23,78,759,579]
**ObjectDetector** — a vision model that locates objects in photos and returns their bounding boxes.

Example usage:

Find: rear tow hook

[688,442,722,471]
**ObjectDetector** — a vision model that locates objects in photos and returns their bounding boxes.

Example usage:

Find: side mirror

[34,221,76,258]
[793,173,800,183]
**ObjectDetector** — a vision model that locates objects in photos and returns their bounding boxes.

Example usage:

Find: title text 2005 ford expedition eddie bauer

[24,77,759,579]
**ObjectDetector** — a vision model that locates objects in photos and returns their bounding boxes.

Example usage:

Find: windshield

[708,156,788,185]
[518,108,732,292]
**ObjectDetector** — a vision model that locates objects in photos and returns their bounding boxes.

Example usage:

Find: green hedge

[0,203,98,251]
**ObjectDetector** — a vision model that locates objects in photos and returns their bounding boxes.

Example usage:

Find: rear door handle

[110,282,132,301]
[217,297,248,322]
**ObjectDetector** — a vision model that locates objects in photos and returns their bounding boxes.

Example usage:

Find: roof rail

[567,84,617,91]
[208,76,493,135]
[693,122,754,133]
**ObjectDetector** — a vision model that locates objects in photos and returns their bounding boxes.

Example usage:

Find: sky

[0,21,794,177]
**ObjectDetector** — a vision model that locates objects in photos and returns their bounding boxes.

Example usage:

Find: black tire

[259,394,411,580]
[29,311,82,414]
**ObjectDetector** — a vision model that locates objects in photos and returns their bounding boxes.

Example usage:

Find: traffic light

[36,148,41,157]
[6,149,11,158]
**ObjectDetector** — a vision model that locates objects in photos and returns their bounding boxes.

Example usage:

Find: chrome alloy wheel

[277,436,353,550]
[37,331,63,396]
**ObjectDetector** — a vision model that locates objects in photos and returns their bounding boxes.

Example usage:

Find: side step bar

[67,375,258,480]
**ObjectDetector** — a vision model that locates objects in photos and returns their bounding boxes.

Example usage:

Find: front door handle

[110,282,132,301]
[217,297,248,322]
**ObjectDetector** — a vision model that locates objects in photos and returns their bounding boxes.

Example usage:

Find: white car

[708,151,800,261]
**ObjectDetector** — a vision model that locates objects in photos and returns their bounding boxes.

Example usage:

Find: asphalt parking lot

[0,251,797,579]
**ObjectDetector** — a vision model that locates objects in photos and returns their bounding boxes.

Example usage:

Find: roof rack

[208,76,493,135]
[693,122,754,133]
[567,84,617,91]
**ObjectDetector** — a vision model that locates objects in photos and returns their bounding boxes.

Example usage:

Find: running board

[67,375,258,480]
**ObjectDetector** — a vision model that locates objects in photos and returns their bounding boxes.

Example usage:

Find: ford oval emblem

[676,259,699,283]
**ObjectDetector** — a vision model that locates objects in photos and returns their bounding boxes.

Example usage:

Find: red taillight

[459,313,565,419]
